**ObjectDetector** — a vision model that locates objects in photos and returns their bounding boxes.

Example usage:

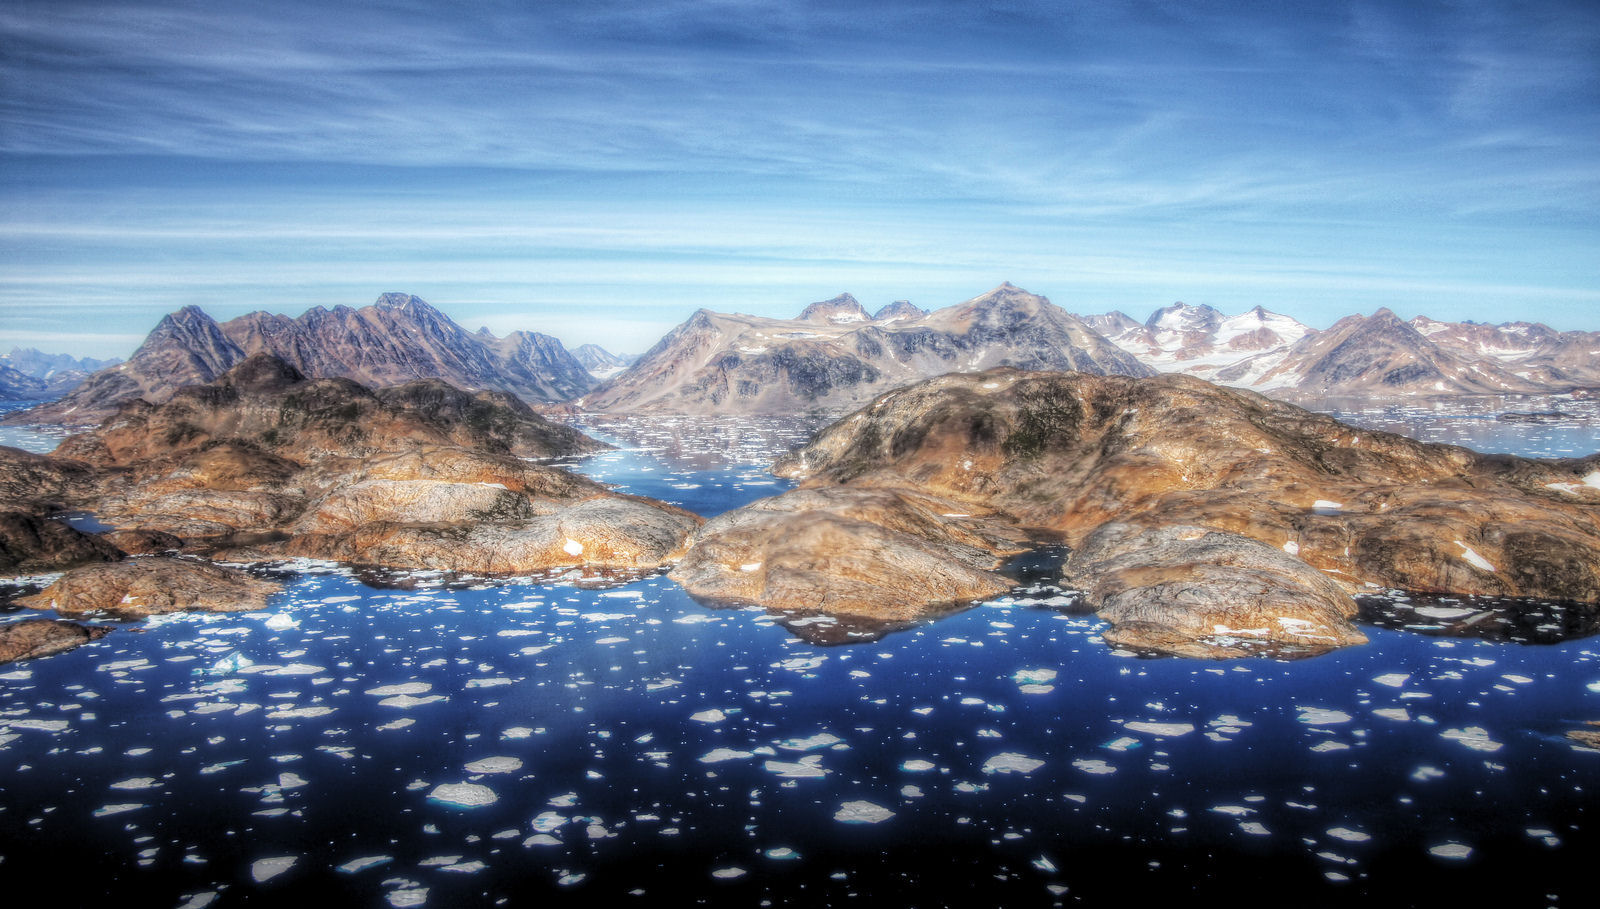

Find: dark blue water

[0,411,1596,908]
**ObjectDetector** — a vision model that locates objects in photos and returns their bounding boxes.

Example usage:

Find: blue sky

[2,0,1597,358]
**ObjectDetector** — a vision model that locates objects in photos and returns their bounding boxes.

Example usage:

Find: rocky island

[0,355,703,653]
[673,368,1600,657]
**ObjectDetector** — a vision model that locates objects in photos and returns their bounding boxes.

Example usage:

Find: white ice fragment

[365,681,432,697]
[263,614,298,631]
[833,800,894,823]
[338,855,392,873]
[1428,843,1473,859]
[765,756,828,778]
[1327,827,1372,843]
[110,777,159,790]
[1454,541,1497,573]
[93,803,145,817]
[387,888,428,908]
[777,733,841,751]
[1311,500,1343,514]
[1297,707,1352,725]
[901,759,936,772]
[711,867,746,879]
[562,538,584,556]
[1441,726,1503,752]
[1012,668,1057,686]
[1282,540,1300,556]
[1239,822,1271,836]
[251,856,297,882]
[690,709,727,723]
[981,752,1044,775]
[379,695,445,709]
[463,756,522,774]
[464,677,512,689]
[1373,708,1410,722]
[700,748,754,764]
[1124,721,1195,737]
[428,783,498,807]
[739,562,763,573]
[1072,759,1116,775]
[1373,673,1410,688]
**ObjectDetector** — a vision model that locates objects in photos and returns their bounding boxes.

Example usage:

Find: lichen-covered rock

[1064,523,1366,659]
[101,528,183,554]
[19,558,281,617]
[0,512,124,574]
[0,619,111,664]
[670,487,1029,621]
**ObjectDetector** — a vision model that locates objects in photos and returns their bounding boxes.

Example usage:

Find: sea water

[0,404,1596,907]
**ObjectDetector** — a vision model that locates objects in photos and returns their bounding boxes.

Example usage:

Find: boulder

[0,511,124,574]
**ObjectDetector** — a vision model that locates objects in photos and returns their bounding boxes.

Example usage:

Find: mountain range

[580,283,1154,414]
[8,294,595,426]
[0,349,121,401]
[8,286,1599,425]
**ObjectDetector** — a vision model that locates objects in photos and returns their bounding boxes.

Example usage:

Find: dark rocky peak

[966,282,1047,311]
[872,300,925,321]
[220,354,307,394]
[799,293,871,324]
[372,292,428,311]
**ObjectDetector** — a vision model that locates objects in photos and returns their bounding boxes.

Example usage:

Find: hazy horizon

[4,1,1597,359]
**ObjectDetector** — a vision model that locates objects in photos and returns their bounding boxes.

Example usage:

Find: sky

[2,0,1598,359]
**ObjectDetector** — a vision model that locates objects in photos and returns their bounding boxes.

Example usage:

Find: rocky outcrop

[1064,523,1366,659]
[7,359,702,580]
[6,294,594,428]
[670,487,1030,621]
[582,283,1153,415]
[0,512,123,573]
[0,446,102,513]
[20,558,281,617]
[701,368,1600,656]
[0,620,111,664]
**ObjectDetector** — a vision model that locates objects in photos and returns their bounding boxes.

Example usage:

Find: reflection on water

[1359,594,1600,645]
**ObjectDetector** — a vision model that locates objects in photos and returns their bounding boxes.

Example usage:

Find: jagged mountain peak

[799,293,871,324]
[872,300,925,321]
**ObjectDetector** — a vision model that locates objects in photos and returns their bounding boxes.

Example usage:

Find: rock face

[670,487,1031,622]
[582,283,1153,415]
[20,558,281,617]
[0,512,123,573]
[706,368,1600,656]
[1065,523,1367,659]
[0,619,111,664]
[1410,316,1600,390]
[8,294,594,428]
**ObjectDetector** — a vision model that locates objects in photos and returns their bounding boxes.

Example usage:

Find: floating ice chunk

[1441,726,1502,752]
[562,538,584,556]
[367,682,432,697]
[205,651,254,675]
[1501,674,1533,685]
[594,637,628,645]
[1072,759,1116,775]
[428,783,497,808]
[1372,673,1410,688]
[712,867,746,879]
[464,677,512,689]
[766,847,799,860]
[378,718,415,731]
[251,856,297,882]
[901,759,935,772]
[267,706,335,719]
[263,614,298,631]
[1297,707,1352,725]
[441,861,486,873]
[111,777,159,790]
[1310,741,1350,752]
[1411,765,1445,781]
[531,810,566,832]
[1124,721,1195,737]
[387,888,428,908]
[1327,827,1371,843]
[834,800,894,823]
[254,663,324,676]
[464,756,522,774]
[338,855,392,873]
[1428,842,1472,859]
[94,803,145,817]
[1239,822,1271,836]
[1373,708,1410,722]
[1012,669,1057,686]
[523,834,561,847]
[175,893,217,909]
[8,718,69,733]
[502,727,534,739]
[690,709,727,723]
[765,756,828,778]
[777,733,841,751]
[1210,805,1254,817]
[700,748,754,763]
[982,752,1044,775]
[379,695,445,709]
